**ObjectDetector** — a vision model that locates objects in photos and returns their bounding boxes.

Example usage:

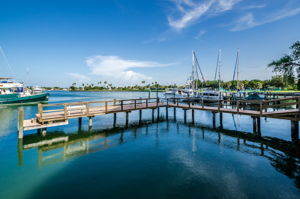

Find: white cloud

[168,0,241,30]
[67,73,91,82]
[231,7,300,31]
[86,55,172,83]
[195,30,206,39]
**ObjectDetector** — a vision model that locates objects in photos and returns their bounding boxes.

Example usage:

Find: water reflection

[18,120,300,190]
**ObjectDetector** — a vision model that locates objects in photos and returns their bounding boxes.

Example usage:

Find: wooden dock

[18,97,300,140]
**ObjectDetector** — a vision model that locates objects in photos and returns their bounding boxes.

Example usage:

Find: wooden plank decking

[20,96,300,132]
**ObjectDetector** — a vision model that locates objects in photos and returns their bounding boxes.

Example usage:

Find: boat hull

[0,93,49,104]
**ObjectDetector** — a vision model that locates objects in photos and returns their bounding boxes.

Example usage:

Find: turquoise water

[0,91,299,199]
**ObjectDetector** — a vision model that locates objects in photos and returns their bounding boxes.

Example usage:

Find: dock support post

[212,112,216,129]
[166,107,169,120]
[125,112,129,127]
[42,128,47,136]
[152,109,155,122]
[191,109,195,124]
[184,109,187,123]
[219,112,223,129]
[113,113,117,127]
[157,107,160,120]
[139,110,142,123]
[174,107,176,121]
[17,139,23,166]
[291,121,299,141]
[18,107,24,139]
[257,117,261,135]
[252,117,257,133]
[89,116,93,128]
[78,117,82,127]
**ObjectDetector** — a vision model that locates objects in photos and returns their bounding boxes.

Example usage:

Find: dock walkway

[18,97,300,139]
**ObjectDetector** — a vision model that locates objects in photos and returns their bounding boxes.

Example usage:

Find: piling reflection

[18,120,300,189]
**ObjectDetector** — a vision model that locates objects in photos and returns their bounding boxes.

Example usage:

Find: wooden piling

[139,109,142,123]
[152,109,155,122]
[78,117,82,127]
[88,116,93,127]
[257,117,261,135]
[184,109,187,123]
[173,107,176,120]
[113,113,117,127]
[191,109,195,123]
[212,112,216,129]
[291,120,299,141]
[125,112,129,127]
[252,117,257,133]
[18,107,24,139]
[220,112,223,129]
[166,107,169,120]
[42,128,47,136]
[157,107,160,120]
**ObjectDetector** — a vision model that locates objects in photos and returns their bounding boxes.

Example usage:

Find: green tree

[268,41,300,89]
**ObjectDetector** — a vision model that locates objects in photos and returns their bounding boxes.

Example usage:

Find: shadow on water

[18,118,300,194]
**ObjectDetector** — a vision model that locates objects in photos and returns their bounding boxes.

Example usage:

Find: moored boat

[0,77,49,104]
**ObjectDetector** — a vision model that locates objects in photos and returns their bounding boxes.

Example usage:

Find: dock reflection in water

[18,120,300,191]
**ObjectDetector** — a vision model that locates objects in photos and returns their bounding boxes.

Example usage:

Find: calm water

[0,91,299,199]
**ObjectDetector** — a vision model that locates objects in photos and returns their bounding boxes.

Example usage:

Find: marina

[1,1,300,198]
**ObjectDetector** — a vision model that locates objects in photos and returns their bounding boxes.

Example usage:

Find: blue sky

[0,0,300,87]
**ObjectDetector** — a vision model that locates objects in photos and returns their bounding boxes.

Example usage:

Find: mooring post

[220,112,223,129]
[18,107,24,139]
[139,109,142,123]
[113,113,117,127]
[184,109,187,123]
[173,107,176,121]
[125,112,129,127]
[191,109,195,123]
[291,120,299,141]
[212,112,216,129]
[89,116,93,128]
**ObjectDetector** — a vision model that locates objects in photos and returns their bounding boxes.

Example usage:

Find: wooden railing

[37,98,160,123]
[37,96,300,123]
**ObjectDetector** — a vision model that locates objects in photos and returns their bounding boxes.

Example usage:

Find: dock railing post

[167,98,169,107]
[38,103,43,123]
[260,101,263,116]
[114,99,116,106]
[146,99,148,108]
[202,98,204,109]
[297,97,300,112]
[86,102,90,115]
[218,100,220,112]
[134,99,137,109]
[105,101,108,113]
[121,100,123,111]
[64,104,67,119]
[237,100,240,113]
[18,107,24,139]
[156,97,159,107]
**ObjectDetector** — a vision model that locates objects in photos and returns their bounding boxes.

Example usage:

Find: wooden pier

[18,97,300,140]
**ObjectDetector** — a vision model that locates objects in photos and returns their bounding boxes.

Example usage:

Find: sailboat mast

[236,49,240,90]
[218,49,221,91]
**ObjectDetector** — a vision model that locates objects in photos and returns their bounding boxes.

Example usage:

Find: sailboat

[199,49,223,102]
[164,50,205,101]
